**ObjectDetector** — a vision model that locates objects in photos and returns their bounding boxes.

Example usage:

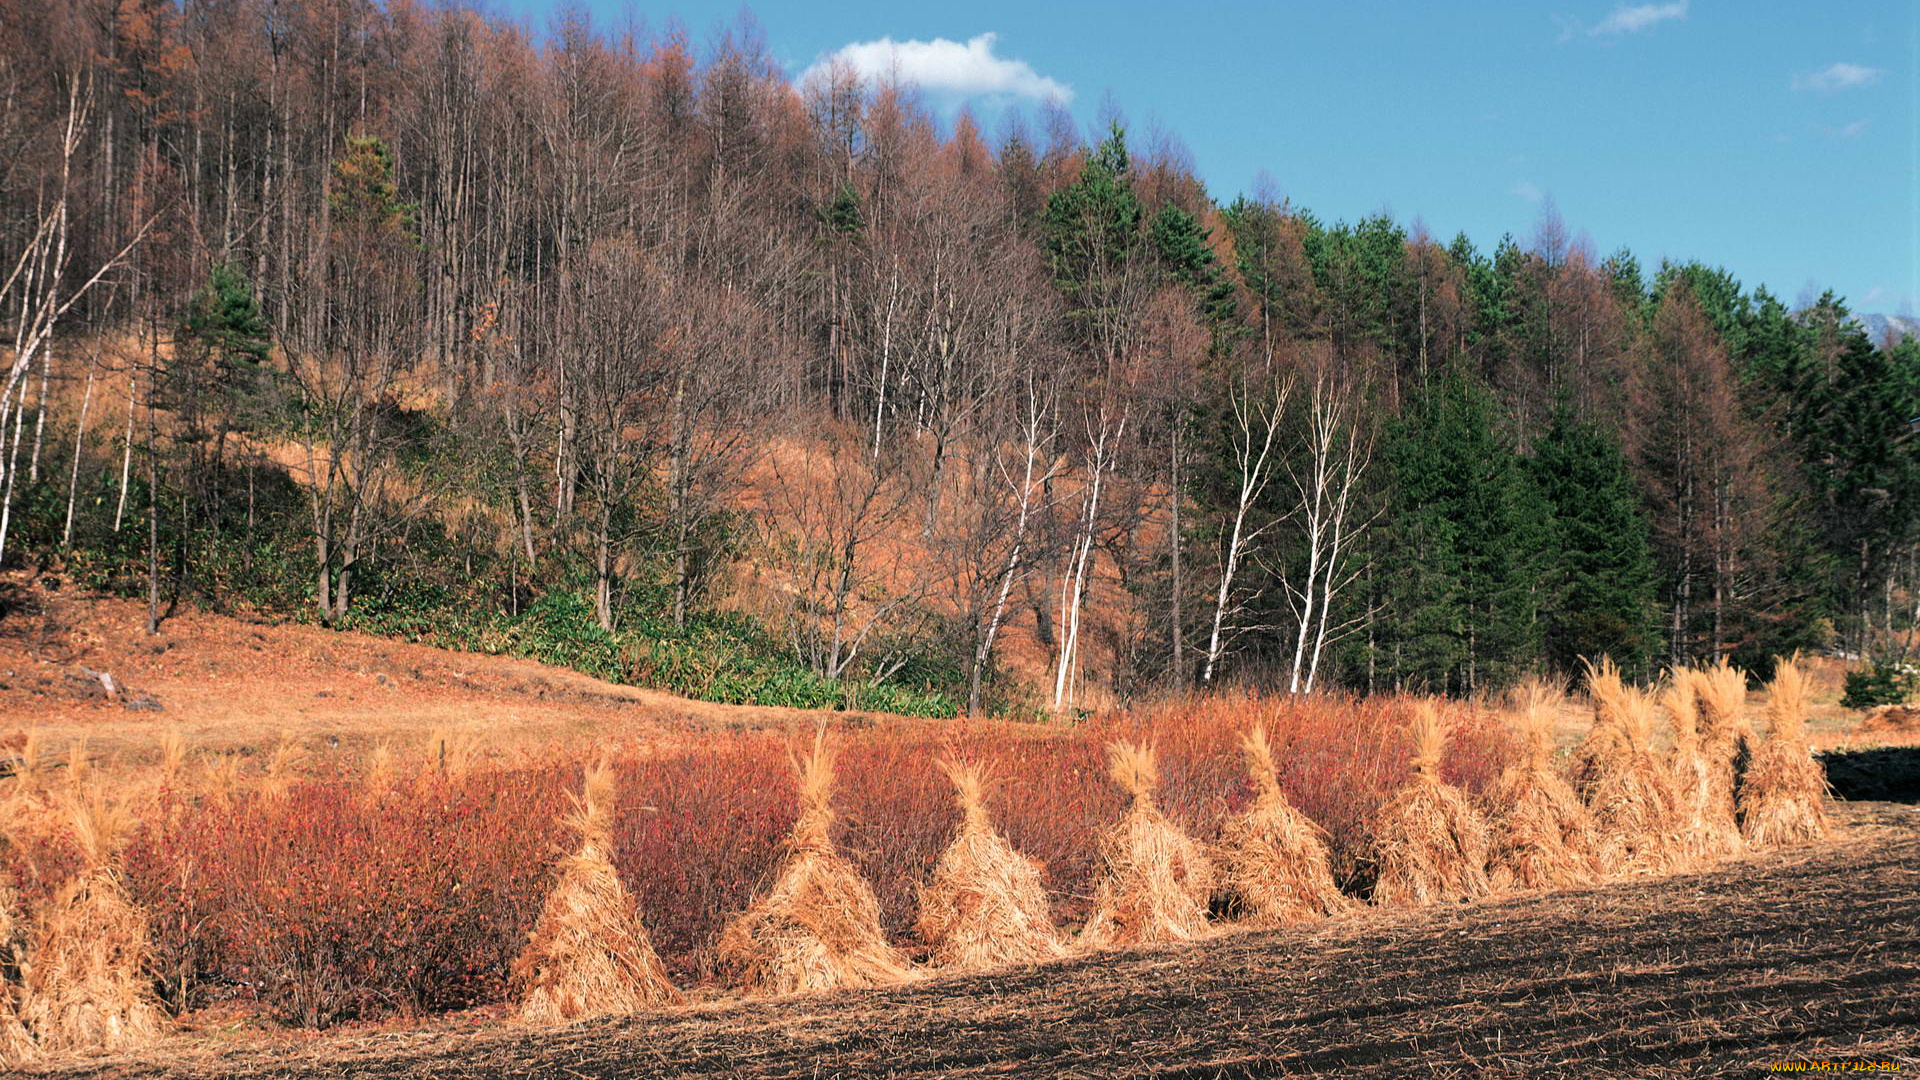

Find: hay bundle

[1369,702,1492,906]
[1487,681,1602,892]
[914,760,1063,970]
[0,887,34,1068]
[1738,658,1832,847]
[1662,669,1742,861]
[1578,663,1684,876]
[513,760,678,1024]
[1695,658,1752,822]
[18,786,166,1055]
[1078,741,1214,948]
[716,730,912,994]
[1215,726,1350,924]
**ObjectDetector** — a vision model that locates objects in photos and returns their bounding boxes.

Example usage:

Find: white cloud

[1829,118,1871,138]
[1510,180,1546,204]
[1589,0,1689,36]
[1792,62,1886,92]
[802,33,1071,102]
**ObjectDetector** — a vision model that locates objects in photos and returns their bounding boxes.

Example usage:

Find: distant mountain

[1854,313,1920,345]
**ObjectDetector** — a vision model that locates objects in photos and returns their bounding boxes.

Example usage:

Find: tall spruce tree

[1530,404,1660,677]
[1376,362,1551,693]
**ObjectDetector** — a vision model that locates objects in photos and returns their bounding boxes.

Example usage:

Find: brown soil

[1855,704,1920,739]
[28,804,1919,1079]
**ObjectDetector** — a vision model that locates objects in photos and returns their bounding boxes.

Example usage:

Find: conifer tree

[1530,404,1660,677]
[1376,363,1550,692]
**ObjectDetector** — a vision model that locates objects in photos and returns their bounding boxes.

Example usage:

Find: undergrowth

[3,694,1513,1027]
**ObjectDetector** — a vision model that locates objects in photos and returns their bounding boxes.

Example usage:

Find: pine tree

[181,263,271,370]
[1150,202,1237,350]
[1041,122,1141,351]
[1530,404,1659,677]
[1376,363,1551,693]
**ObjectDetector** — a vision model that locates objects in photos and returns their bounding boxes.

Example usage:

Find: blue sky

[489,0,1912,315]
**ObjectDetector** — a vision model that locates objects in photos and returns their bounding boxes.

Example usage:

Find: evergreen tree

[1150,201,1237,348]
[1530,404,1660,677]
[181,262,272,370]
[1041,122,1141,352]
[1376,363,1551,693]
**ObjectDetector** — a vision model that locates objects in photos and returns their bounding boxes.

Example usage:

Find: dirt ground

[28,803,1917,1079]
[0,573,905,780]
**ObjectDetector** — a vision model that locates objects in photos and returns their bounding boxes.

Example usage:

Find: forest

[1,0,1915,715]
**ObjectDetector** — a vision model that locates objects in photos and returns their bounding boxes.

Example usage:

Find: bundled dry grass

[716,729,912,994]
[1215,726,1350,924]
[261,737,304,800]
[201,754,243,807]
[1368,702,1492,907]
[1578,662,1684,876]
[1488,681,1602,892]
[9,730,46,794]
[427,725,479,780]
[363,741,399,803]
[157,732,188,791]
[1663,669,1742,862]
[17,785,166,1055]
[1695,658,1752,822]
[1739,658,1832,847]
[0,886,34,1068]
[914,760,1064,970]
[513,760,678,1024]
[1078,741,1214,948]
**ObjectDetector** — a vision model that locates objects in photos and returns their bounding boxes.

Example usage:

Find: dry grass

[1577,661,1684,876]
[1214,725,1351,924]
[1694,658,1751,822]
[1078,741,1214,948]
[426,726,480,781]
[17,808,1917,1080]
[1662,669,1742,862]
[715,729,914,994]
[0,885,34,1068]
[914,760,1065,970]
[363,741,398,802]
[17,785,166,1055]
[1738,658,1832,848]
[1488,681,1602,892]
[514,760,679,1024]
[1368,702,1492,907]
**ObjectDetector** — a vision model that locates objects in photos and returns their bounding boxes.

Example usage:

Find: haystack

[1578,662,1683,876]
[1368,701,1492,906]
[1662,669,1742,862]
[513,760,678,1024]
[1078,741,1214,948]
[18,785,166,1055]
[716,730,912,994]
[0,886,34,1068]
[1738,658,1832,847]
[1695,658,1752,823]
[914,760,1064,970]
[1215,726,1350,924]
[1487,680,1602,891]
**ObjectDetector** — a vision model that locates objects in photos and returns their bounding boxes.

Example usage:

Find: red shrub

[3,692,1515,1028]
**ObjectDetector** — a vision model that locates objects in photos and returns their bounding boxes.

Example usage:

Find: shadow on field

[1820,747,1920,803]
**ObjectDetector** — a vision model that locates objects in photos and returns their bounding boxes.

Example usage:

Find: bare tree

[1199,360,1291,684]
[1283,361,1377,693]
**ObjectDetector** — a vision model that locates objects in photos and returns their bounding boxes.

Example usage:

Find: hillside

[0,570,888,777]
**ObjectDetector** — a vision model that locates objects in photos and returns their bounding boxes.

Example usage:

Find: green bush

[1840,655,1918,709]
